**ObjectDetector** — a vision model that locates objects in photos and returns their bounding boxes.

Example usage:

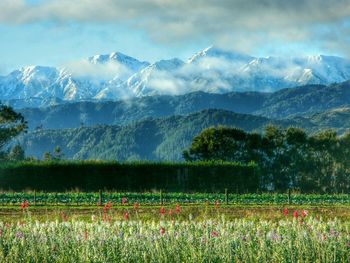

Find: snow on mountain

[0,52,150,106]
[1,47,350,108]
[188,46,253,65]
[88,52,149,72]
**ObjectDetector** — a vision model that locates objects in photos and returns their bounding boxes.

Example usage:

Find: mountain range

[18,81,350,130]
[2,46,350,108]
[2,47,350,161]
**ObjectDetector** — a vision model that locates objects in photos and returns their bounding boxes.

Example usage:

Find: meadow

[0,193,349,262]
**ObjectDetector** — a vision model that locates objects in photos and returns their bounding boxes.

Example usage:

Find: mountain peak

[188,46,254,64]
[88,52,149,67]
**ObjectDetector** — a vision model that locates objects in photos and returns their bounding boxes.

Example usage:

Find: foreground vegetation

[0,216,349,262]
[0,194,349,262]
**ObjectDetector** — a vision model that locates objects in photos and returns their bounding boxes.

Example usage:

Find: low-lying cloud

[64,59,133,81]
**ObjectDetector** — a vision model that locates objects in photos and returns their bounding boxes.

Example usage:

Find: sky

[0,0,349,74]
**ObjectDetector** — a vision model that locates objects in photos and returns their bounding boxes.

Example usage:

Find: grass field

[0,193,349,262]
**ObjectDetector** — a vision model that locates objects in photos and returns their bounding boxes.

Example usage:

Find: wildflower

[15,231,24,239]
[168,209,173,215]
[175,204,180,214]
[214,200,219,209]
[107,201,112,209]
[103,204,107,213]
[121,197,127,205]
[24,200,29,208]
[283,208,288,216]
[211,230,219,237]
[124,212,129,220]
[20,202,25,210]
[134,202,139,209]
[293,211,298,219]
[160,207,165,215]
[160,227,165,235]
[301,210,307,218]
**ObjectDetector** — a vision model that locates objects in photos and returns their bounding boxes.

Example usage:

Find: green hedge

[0,161,258,192]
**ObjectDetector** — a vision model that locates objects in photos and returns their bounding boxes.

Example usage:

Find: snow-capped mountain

[0,52,150,106]
[88,52,149,73]
[1,47,350,108]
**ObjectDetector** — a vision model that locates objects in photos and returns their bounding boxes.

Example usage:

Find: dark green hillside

[257,81,350,117]
[20,91,266,130]
[20,109,296,161]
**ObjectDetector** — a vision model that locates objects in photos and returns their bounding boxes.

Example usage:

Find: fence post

[288,189,291,205]
[225,188,228,205]
[160,190,163,206]
[34,190,36,206]
[99,190,102,206]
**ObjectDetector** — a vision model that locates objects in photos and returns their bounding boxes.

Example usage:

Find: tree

[0,104,27,152]
[8,144,25,161]
[53,146,64,161]
[43,152,52,161]
[183,125,350,193]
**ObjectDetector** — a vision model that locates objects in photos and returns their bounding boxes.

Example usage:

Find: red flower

[103,204,107,213]
[20,202,25,210]
[293,211,298,219]
[121,197,127,205]
[160,227,165,235]
[107,201,112,209]
[283,208,288,216]
[301,210,307,218]
[24,200,29,208]
[175,204,180,214]
[133,202,139,209]
[211,231,219,237]
[160,207,165,215]
[124,212,129,220]
[214,200,219,209]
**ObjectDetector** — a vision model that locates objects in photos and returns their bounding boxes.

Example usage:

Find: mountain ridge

[2,47,350,108]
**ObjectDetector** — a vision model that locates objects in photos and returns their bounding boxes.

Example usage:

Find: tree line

[183,125,350,193]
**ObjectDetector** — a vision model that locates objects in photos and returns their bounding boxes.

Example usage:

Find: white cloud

[1,0,350,55]
[63,59,133,81]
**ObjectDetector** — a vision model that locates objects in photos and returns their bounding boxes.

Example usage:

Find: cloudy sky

[0,0,349,74]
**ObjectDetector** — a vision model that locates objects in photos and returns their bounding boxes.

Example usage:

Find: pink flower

[124,212,129,220]
[160,227,165,235]
[283,208,288,216]
[301,210,307,218]
[211,231,219,237]
[175,204,180,214]
[293,211,298,219]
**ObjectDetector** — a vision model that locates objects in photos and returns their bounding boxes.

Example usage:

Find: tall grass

[0,217,348,262]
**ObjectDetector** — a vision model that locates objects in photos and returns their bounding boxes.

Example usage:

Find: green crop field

[0,191,349,206]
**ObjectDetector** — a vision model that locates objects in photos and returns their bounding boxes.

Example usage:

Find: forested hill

[19,109,298,161]
[19,80,350,130]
